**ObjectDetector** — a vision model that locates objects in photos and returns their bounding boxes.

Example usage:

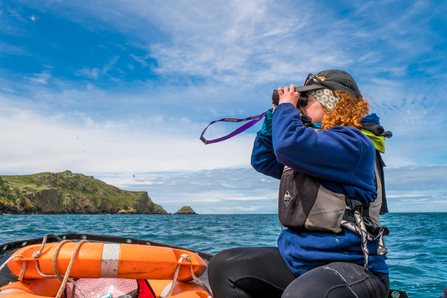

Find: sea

[0,213,446,298]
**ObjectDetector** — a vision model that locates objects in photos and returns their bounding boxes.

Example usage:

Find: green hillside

[0,170,167,214]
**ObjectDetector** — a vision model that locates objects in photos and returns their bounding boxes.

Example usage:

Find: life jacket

[278,123,392,269]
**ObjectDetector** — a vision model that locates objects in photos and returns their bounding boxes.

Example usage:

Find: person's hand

[278,84,300,107]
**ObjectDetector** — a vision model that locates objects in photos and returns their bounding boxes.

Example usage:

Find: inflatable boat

[0,234,407,298]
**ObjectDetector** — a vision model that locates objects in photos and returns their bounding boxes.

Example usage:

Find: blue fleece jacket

[251,103,388,275]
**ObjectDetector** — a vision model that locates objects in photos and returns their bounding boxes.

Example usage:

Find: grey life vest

[278,127,390,269]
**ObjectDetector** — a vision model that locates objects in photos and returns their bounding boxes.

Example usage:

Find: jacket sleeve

[272,103,375,186]
[251,109,284,180]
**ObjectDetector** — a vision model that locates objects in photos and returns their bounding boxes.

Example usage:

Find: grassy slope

[0,171,166,214]
[175,206,197,214]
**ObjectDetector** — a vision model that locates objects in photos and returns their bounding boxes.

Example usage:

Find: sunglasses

[299,73,337,107]
[305,73,335,90]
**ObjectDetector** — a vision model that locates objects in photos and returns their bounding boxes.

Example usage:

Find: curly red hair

[321,90,370,130]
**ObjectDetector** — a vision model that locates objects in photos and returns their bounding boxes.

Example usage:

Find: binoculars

[271,89,308,107]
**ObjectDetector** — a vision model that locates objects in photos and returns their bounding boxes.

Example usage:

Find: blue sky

[0,0,446,213]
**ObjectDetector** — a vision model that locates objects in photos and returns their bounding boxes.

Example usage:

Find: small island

[175,206,197,214]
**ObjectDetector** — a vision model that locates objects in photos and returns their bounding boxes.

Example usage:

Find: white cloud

[76,68,100,79]
[0,87,14,93]
[27,71,51,85]
[0,42,27,55]
[35,0,352,86]
[74,56,120,79]
[142,0,344,85]
[102,56,120,74]
[130,54,148,67]
[93,166,280,213]
[0,96,257,177]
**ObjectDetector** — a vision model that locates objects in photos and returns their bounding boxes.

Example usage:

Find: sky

[0,0,446,214]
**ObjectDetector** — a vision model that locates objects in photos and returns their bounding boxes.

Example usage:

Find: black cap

[295,69,361,97]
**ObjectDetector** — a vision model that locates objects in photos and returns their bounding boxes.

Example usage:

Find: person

[208,70,392,298]
[440,287,447,298]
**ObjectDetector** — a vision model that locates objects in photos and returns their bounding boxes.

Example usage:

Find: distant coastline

[0,171,196,215]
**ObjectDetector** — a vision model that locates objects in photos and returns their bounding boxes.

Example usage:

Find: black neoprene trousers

[208,247,389,298]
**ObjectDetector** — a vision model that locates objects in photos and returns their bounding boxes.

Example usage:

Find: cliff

[0,171,167,214]
[175,206,197,214]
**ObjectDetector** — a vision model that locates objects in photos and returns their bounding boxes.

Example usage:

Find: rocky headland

[0,171,167,215]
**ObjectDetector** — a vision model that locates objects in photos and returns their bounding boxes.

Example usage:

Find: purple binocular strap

[200,112,266,145]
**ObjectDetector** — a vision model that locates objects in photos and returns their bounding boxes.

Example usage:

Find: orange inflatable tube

[0,279,62,298]
[0,279,211,298]
[7,243,207,281]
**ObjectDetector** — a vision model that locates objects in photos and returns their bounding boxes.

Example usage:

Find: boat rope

[32,235,48,258]
[160,253,213,298]
[70,279,80,298]
[52,239,73,280]
[55,240,88,298]
[32,238,88,298]
[0,255,27,281]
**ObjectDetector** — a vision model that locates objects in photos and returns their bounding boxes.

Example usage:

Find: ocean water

[0,213,446,297]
